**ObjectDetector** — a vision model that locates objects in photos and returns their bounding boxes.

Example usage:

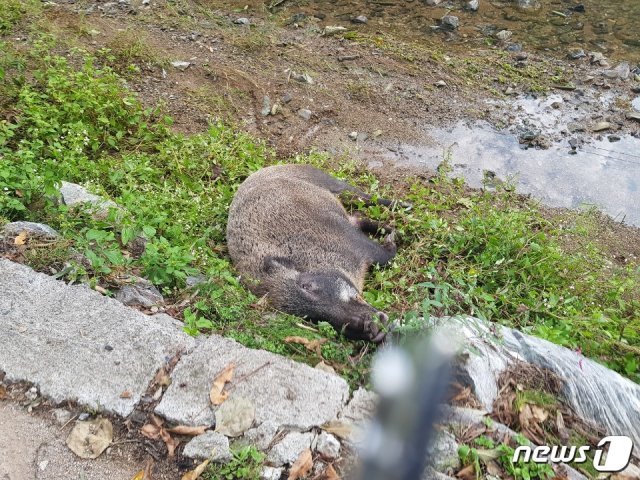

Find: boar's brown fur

[226,164,402,342]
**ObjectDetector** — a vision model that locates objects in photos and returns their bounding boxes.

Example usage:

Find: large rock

[446,316,640,448]
[155,335,350,429]
[0,259,194,416]
[1,222,59,239]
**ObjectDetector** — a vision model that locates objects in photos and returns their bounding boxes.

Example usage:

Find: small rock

[243,421,279,451]
[234,17,250,25]
[572,3,585,12]
[298,108,312,120]
[170,60,190,71]
[592,121,612,132]
[632,97,640,111]
[292,72,313,84]
[434,80,447,88]
[315,431,340,459]
[567,122,586,133]
[425,0,444,5]
[115,276,164,308]
[372,129,383,138]
[465,0,479,11]
[627,111,640,121]
[323,26,347,36]
[186,275,207,287]
[495,30,512,41]
[281,92,293,104]
[352,15,368,24]
[505,43,522,52]
[348,131,358,141]
[267,431,314,467]
[440,15,459,30]
[356,132,369,142]
[608,135,621,142]
[78,413,90,421]
[215,396,255,437]
[604,62,630,80]
[182,431,232,462]
[588,51,609,67]
[270,104,280,116]
[38,460,49,471]
[260,466,283,480]
[52,408,72,425]
[141,0,149,4]
[504,87,516,95]
[58,181,118,218]
[261,96,271,116]
[568,48,586,60]
[1,222,59,240]
[515,0,540,9]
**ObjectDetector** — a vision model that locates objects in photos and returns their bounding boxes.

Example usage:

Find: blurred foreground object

[353,327,458,480]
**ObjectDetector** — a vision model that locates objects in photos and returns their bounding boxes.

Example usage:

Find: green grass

[0,36,638,388]
[202,446,264,480]
[0,0,40,34]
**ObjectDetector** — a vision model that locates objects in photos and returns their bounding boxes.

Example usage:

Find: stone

[114,276,163,308]
[1,222,59,240]
[323,26,347,36]
[588,51,609,67]
[215,396,255,437]
[155,335,349,428]
[435,80,447,88]
[52,408,72,426]
[465,0,479,11]
[428,431,460,473]
[626,111,640,121]
[495,30,512,41]
[261,96,271,116]
[170,60,191,71]
[443,316,640,448]
[267,431,314,467]
[440,15,459,30]
[234,17,250,25]
[340,387,378,422]
[604,62,630,80]
[260,466,283,480]
[315,431,340,459]
[568,49,586,60]
[291,72,313,84]
[58,182,118,218]
[243,421,279,451]
[592,121,612,132]
[182,431,232,462]
[514,0,540,9]
[352,15,368,24]
[186,274,207,287]
[425,0,444,5]
[0,259,194,417]
[348,131,358,141]
[297,109,312,120]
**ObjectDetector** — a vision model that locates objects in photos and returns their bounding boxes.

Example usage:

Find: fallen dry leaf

[120,390,132,399]
[323,464,340,480]
[321,420,354,440]
[518,403,533,429]
[181,459,210,480]
[144,457,154,480]
[284,336,327,356]
[14,231,27,246]
[167,425,208,436]
[66,417,113,459]
[140,416,179,457]
[153,367,172,388]
[531,405,549,423]
[209,362,235,406]
[131,470,145,480]
[456,463,476,480]
[288,448,313,480]
[0,385,7,400]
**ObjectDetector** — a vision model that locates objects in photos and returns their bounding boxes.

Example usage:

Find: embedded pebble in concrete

[0,259,194,417]
[267,431,314,467]
[155,335,349,428]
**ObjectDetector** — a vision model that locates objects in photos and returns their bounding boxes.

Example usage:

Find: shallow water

[389,121,640,226]
[299,0,640,63]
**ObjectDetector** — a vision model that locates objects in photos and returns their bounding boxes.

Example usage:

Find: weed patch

[0,38,638,388]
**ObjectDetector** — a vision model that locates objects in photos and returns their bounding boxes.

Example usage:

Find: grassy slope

[1,11,638,388]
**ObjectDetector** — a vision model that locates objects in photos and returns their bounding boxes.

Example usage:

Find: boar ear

[263,256,299,278]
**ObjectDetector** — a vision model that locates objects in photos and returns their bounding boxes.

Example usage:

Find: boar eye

[300,280,319,292]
